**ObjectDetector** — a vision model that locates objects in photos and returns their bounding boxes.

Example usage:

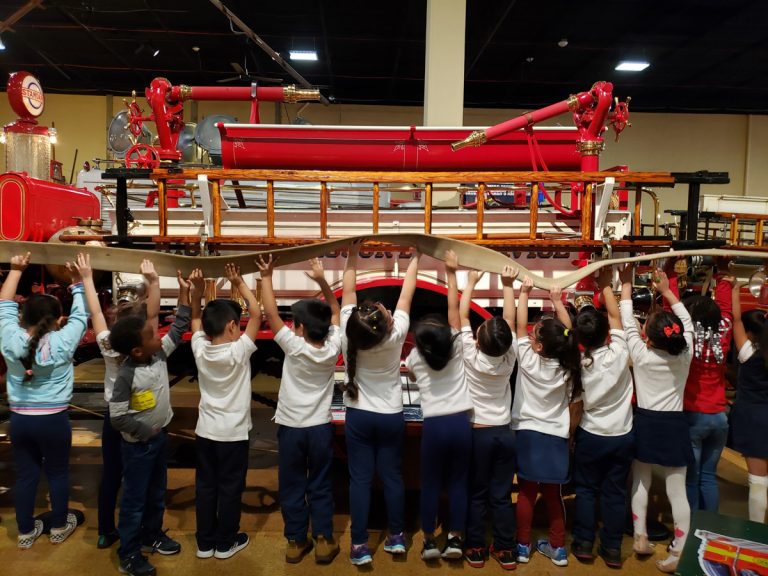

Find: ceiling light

[289,50,317,61]
[0,35,6,51]
[615,61,650,72]
[152,47,160,57]
[558,38,568,48]
[192,46,200,52]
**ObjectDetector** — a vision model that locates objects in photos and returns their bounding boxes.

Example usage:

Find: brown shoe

[286,539,313,563]
[314,535,340,564]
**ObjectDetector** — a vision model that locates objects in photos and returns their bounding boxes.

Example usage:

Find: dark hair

[108,315,147,356]
[645,310,687,355]
[742,309,768,367]
[536,317,583,401]
[413,315,457,371]
[477,316,513,357]
[20,294,62,381]
[685,295,721,331]
[292,298,332,343]
[574,307,610,367]
[343,300,391,400]
[202,299,242,337]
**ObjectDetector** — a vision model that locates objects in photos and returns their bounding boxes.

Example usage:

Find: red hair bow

[663,324,681,337]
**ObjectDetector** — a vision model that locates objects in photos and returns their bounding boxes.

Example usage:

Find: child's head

[477,316,513,357]
[20,294,63,381]
[645,310,687,355]
[343,300,393,400]
[202,299,243,341]
[109,316,162,363]
[106,301,147,329]
[291,298,332,343]
[530,316,583,399]
[685,295,721,331]
[743,310,768,367]
[574,307,609,365]
[413,315,456,371]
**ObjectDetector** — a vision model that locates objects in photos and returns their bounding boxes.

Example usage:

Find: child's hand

[189,268,205,294]
[521,275,534,293]
[550,285,563,302]
[721,274,736,286]
[176,269,192,291]
[225,263,243,286]
[467,270,484,285]
[412,248,422,261]
[652,268,671,294]
[618,263,634,285]
[348,239,363,257]
[72,253,92,281]
[444,250,458,272]
[307,258,325,282]
[500,265,518,287]
[65,261,82,284]
[10,252,31,271]
[256,255,275,278]
[140,259,159,284]
[597,267,612,288]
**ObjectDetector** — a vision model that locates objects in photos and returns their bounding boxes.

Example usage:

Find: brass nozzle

[283,85,322,103]
[450,130,488,151]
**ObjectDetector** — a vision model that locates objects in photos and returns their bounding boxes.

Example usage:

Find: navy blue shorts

[515,429,569,484]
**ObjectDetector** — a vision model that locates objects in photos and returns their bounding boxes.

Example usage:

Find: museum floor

[0,363,753,575]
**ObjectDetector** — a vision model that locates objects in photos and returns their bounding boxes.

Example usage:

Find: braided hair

[20,294,62,382]
[343,300,390,400]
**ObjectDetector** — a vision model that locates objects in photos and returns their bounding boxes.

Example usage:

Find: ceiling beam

[0,0,44,34]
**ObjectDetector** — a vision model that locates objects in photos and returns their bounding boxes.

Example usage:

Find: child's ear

[130,346,144,359]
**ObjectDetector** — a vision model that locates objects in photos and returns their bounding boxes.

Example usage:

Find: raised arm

[226,263,261,342]
[516,276,533,339]
[618,263,649,360]
[59,256,89,349]
[256,255,284,336]
[731,281,748,352]
[308,257,340,327]
[550,285,572,329]
[0,252,30,301]
[460,270,482,329]
[501,265,518,330]
[189,268,205,334]
[598,267,621,331]
[161,271,192,356]
[395,249,421,314]
[140,259,160,332]
[654,268,680,308]
[341,240,360,308]
[72,253,108,335]
[444,250,460,330]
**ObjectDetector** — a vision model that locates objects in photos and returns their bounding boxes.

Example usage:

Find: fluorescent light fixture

[152,47,160,57]
[0,35,6,51]
[290,50,317,61]
[615,61,650,72]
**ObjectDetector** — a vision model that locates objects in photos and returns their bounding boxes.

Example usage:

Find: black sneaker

[599,545,622,569]
[97,530,120,549]
[572,539,595,561]
[421,537,441,561]
[464,547,487,568]
[119,554,156,576]
[442,535,463,560]
[490,545,517,571]
[214,532,250,559]
[142,530,181,555]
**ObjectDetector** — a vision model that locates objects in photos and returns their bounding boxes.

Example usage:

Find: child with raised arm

[108,271,192,576]
[256,255,342,565]
[729,277,768,523]
[459,259,520,571]
[341,241,421,566]
[190,264,260,560]
[570,268,634,569]
[78,255,161,549]
[620,265,693,573]
[1,252,89,548]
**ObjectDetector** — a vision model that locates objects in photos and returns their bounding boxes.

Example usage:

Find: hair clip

[24,369,33,376]
[663,324,681,337]
[563,328,570,337]
[371,325,377,332]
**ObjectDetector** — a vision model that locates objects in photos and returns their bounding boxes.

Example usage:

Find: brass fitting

[566,94,579,111]
[178,84,193,101]
[576,139,605,156]
[283,85,322,103]
[451,130,488,151]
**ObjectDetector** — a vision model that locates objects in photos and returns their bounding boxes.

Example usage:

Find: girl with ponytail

[0,252,90,549]
[512,277,583,568]
[340,240,420,565]
[620,265,694,573]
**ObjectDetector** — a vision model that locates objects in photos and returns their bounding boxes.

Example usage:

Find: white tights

[748,474,768,523]
[631,460,690,554]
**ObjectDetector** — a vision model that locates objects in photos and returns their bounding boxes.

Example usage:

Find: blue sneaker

[350,543,373,566]
[383,532,406,554]
[517,542,531,564]
[537,539,568,567]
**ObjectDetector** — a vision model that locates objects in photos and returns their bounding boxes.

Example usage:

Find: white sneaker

[50,512,78,544]
[18,519,44,549]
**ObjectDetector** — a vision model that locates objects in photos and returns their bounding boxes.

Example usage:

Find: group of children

[2,246,766,576]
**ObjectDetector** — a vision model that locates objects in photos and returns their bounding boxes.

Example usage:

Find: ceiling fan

[217,61,284,84]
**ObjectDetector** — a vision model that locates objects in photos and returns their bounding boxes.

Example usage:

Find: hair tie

[371,325,377,332]
[24,369,33,376]
[563,328,570,337]
[663,324,681,337]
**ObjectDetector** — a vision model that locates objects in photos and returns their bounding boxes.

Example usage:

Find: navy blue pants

[196,436,249,550]
[98,410,123,536]
[420,411,472,534]
[118,430,168,561]
[10,410,72,534]
[466,425,517,550]
[572,427,634,550]
[345,407,405,545]
[277,423,334,541]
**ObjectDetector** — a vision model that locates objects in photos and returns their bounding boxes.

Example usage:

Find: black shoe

[442,535,463,560]
[97,530,120,549]
[142,529,181,555]
[572,539,595,561]
[464,547,487,568]
[599,545,623,569]
[421,537,441,561]
[119,554,156,576]
[214,533,250,559]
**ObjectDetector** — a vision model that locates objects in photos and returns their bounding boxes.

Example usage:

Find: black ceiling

[2,0,767,113]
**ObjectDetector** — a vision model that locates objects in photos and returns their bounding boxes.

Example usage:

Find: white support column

[423,0,467,126]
